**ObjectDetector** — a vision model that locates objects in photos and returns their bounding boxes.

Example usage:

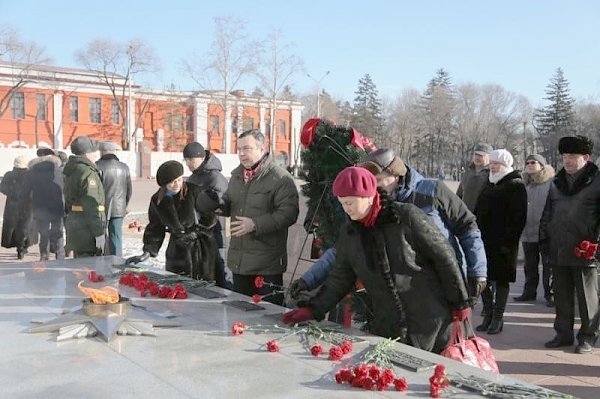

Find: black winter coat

[96,154,132,218]
[309,196,469,354]
[475,170,527,283]
[143,183,222,285]
[540,162,600,268]
[23,155,64,218]
[0,168,37,248]
[186,151,228,248]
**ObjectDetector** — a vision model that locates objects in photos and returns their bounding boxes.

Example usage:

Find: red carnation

[340,340,353,354]
[380,368,395,385]
[231,322,247,336]
[310,344,323,357]
[252,294,261,304]
[580,240,591,250]
[394,376,408,391]
[266,340,280,352]
[328,345,344,361]
[368,364,381,380]
[254,276,265,289]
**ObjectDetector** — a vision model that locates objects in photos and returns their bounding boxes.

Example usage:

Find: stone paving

[1,178,598,398]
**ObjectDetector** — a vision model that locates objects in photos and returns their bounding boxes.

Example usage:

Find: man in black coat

[540,135,600,354]
[182,142,231,288]
[96,141,132,256]
[22,149,65,260]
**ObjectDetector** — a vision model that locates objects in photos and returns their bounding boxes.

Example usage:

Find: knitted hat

[558,135,594,155]
[13,155,28,168]
[473,143,493,155]
[36,147,55,157]
[489,149,514,167]
[71,136,99,155]
[156,160,184,186]
[332,166,378,197]
[183,142,206,158]
[526,154,547,166]
[360,148,407,177]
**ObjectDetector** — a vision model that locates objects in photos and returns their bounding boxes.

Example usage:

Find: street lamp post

[307,71,330,118]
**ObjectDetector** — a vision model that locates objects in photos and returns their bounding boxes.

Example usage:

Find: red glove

[452,307,470,322]
[282,307,314,325]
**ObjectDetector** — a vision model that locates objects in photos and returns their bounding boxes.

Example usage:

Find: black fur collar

[554,162,599,196]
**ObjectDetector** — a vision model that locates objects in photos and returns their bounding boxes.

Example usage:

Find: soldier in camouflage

[63,136,106,257]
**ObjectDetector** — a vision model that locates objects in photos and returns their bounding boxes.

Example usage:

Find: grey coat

[96,154,132,218]
[222,155,299,275]
[457,163,490,212]
[520,166,555,243]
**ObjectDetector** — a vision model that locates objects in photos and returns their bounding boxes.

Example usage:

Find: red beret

[332,166,378,197]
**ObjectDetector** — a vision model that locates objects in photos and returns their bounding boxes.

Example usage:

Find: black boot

[476,285,493,332]
[488,283,509,335]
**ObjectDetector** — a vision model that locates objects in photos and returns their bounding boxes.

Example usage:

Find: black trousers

[35,210,64,259]
[521,242,552,299]
[233,273,284,306]
[552,265,599,345]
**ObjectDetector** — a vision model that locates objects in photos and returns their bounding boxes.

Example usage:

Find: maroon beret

[332,166,378,197]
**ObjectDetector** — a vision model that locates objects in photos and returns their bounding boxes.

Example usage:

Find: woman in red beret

[283,166,470,353]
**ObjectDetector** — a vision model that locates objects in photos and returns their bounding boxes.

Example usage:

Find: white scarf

[489,166,513,184]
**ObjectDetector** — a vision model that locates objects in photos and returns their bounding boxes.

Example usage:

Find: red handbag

[440,319,500,374]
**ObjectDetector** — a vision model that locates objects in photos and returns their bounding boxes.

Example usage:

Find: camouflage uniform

[63,155,106,257]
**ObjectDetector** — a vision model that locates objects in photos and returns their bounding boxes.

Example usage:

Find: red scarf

[359,191,381,227]
[243,168,257,183]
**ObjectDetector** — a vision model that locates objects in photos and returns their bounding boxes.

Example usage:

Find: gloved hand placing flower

[126,252,150,265]
[282,307,314,326]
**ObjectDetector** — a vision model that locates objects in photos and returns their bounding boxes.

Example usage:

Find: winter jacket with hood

[540,161,600,268]
[222,154,299,276]
[520,165,555,243]
[308,193,469,354]
[186,151,228,248]
[475,170,527,283]
[22,155,64,218]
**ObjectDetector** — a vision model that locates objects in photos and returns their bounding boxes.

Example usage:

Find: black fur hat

[156,160,184,186]
[558,135,594,155]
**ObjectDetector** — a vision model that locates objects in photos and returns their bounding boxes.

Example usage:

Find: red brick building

[0,61,303,167]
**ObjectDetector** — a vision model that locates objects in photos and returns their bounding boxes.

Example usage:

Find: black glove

[289,278,309,299]
[468,277,487,298]
[174,231,197,246]
[126,252,150,265]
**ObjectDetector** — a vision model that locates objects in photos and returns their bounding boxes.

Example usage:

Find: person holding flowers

[283,166,470,353]
[540,135,600,354]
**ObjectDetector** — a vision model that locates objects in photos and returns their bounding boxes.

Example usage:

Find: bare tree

[182,16,256,153]
[0,25,52,118]
[75,38,161,149]
[255,27,303,154]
